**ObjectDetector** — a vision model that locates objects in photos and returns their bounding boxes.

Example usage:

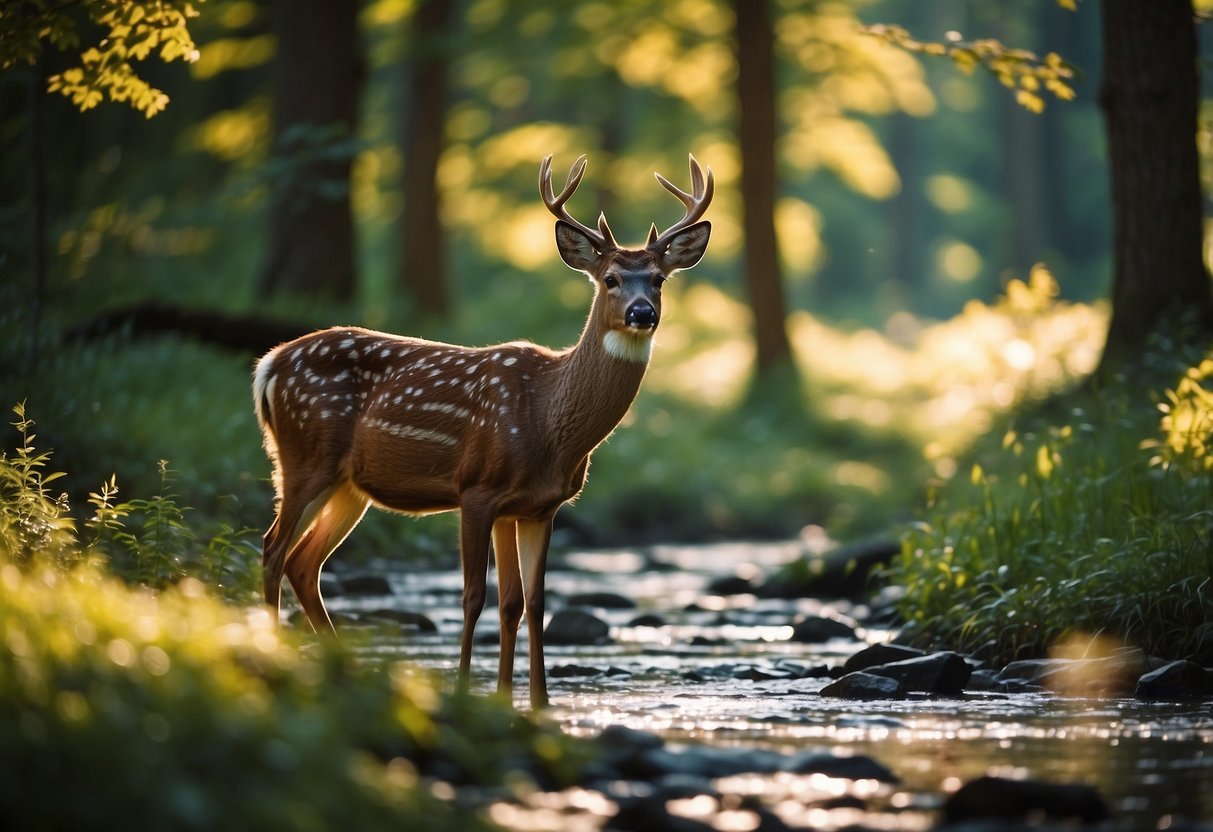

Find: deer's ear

[555,220,602,272]
[657,221,711,272]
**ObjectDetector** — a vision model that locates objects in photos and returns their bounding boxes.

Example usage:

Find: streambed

[319,541,1213,830]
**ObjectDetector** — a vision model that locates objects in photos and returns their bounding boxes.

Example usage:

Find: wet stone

[819,670,906,700]
[772,659,831,679]
[999,658,1063,684]
[732,666,797,682]
[339,573,393,596]
[565,591,636,609]
[842,642,926,674]
[360,609,437,632]
[782,751,899,783]
[788,614,859,643]
[706,574,757,595]
[551,663,604,678]
[1135,659,1213,699]
[863,651,972,696]
[545,609,610,645]
[943,775,1109,825]
[627,613,667,627]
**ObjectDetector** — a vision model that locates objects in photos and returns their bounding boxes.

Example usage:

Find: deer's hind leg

[284,480,370,633]
[262,450,351,624]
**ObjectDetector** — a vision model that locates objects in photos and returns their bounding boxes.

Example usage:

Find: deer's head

[540,155,713,361]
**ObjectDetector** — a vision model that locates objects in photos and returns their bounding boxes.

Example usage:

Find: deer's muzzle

[624,301,658,329]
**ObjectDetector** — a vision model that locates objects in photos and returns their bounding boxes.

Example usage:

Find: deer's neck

[547,317,651,462]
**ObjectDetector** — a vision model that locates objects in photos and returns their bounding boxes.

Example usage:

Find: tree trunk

[400,0,454,318]
[733,0,793,376]
[260,0,363,300]
[1097,0,1213,371]
[26,57,47,379]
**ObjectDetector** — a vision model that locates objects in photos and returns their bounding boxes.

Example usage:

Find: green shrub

[0,560,494,831]
[888,347,1213,665]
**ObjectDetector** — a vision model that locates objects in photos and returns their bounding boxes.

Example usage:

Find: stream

[319,540,1213,831]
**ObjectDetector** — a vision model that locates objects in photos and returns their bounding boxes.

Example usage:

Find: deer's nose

[625,301,658,329]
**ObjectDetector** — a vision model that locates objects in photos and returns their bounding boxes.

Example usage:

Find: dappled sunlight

[647,266,1106,478]
[649,284,754,407]
[775,197,824,274]
[778,4,932,196]
[488,204,558,270]
[189,35,274,80]
[783,112,900,199]
[590,0,737,115]
[184,100,270,163]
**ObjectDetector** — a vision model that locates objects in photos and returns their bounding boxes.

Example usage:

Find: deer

[252,154,712,708]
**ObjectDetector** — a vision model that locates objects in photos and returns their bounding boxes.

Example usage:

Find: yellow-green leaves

[3,0,203,117]
[1151,357,1213,474]
[863,24,1078,113]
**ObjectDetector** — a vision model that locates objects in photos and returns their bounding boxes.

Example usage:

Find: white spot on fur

[366,417,458,447]
[502,357,517,367]
[419,402,471,419]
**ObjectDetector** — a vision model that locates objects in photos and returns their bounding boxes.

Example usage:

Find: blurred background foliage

[6,3,1213,824]
[0,0,1208,553]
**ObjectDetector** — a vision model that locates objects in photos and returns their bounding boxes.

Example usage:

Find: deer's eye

[652,275,666,290]
[603,274,619,289]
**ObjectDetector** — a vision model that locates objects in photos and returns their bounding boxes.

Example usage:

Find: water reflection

[323,548,1213,830]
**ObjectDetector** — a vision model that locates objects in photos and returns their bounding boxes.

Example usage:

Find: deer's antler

[539,155,617,252]
[647,154,714,252]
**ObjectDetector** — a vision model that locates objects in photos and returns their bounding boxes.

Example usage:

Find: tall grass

[889,340,1213,665]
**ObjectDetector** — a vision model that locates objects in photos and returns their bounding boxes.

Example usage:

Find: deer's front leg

[516,517,553,709]
[492,518,524,698]
[457,498,495,694]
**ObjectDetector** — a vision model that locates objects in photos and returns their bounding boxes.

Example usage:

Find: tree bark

[260,0,363,300]
[733,0,793,376]
[400,0,454,317]
[26,57,47,378]
[1097,0,1213,371]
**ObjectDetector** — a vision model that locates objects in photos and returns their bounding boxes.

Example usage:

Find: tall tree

[733,0,793,376]
[1096,0,1213,371]
[259,0,363,300]
[399,0,454,318]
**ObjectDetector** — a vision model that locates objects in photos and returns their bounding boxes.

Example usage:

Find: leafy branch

[864,23,1079,114]
[0,0,204,117]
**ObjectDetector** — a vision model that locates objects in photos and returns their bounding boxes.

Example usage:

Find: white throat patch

[603,329,653,363]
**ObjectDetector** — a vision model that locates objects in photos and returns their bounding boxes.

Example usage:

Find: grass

[887,331,1213,665]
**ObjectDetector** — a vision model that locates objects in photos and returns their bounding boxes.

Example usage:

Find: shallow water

[323,541,1213,830]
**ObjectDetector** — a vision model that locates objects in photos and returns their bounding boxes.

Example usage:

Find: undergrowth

[2,402,262,599]
[889,336,1213,665]
[0,404,587,830]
